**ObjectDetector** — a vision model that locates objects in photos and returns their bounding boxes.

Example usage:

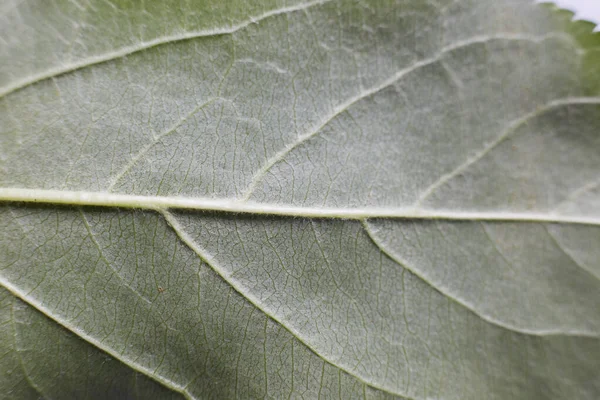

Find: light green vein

[107,97,221,191]
[10,299,46,400]
[544,225,600,282]
[240,32,567,200]
[415,97,600,205]
[361,220,600,338]
[1,187,600,226]
[0,277,191,400]
[0,0,332,99]
[159,210,410,400]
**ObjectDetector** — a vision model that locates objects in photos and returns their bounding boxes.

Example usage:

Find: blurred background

[546,0,600,29]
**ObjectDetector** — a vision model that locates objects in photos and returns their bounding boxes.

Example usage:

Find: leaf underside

[1,0,600,399]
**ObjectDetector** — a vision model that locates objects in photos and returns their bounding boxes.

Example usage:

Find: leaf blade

[1,0,600,398]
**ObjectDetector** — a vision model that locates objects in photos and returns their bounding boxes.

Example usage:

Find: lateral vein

[240,32,565,200]
[0,278,192,400]
[160,210,410,398]
[0,0,331,99]
[361,220,599,338]
[415,97,600,205]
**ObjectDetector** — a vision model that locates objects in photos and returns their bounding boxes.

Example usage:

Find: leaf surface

[1,0,600,399]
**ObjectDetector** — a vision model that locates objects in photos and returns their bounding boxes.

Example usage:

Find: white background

[545,0,600,29]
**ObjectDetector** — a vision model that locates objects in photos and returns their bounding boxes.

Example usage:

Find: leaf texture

[1,0,600,399]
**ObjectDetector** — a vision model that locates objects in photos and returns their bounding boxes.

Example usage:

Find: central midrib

[0,188,597,226]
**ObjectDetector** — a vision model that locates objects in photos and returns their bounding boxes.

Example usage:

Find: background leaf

[1,0,599,399]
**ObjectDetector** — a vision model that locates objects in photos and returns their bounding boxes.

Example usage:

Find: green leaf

[1,0,600,399]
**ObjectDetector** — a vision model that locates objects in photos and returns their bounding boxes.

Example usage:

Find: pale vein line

[415,97,600,205]
[0,278,193,400]
[0,0,332,99]
[107,97,220,191]
[240,32,564,200]
[361,220,599,338]
[552,177,600,212]
[544,225,600,282]
[1,187,600,226]
[159,210,406,399]
[79,209,152,305]
[10,300,46,399]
